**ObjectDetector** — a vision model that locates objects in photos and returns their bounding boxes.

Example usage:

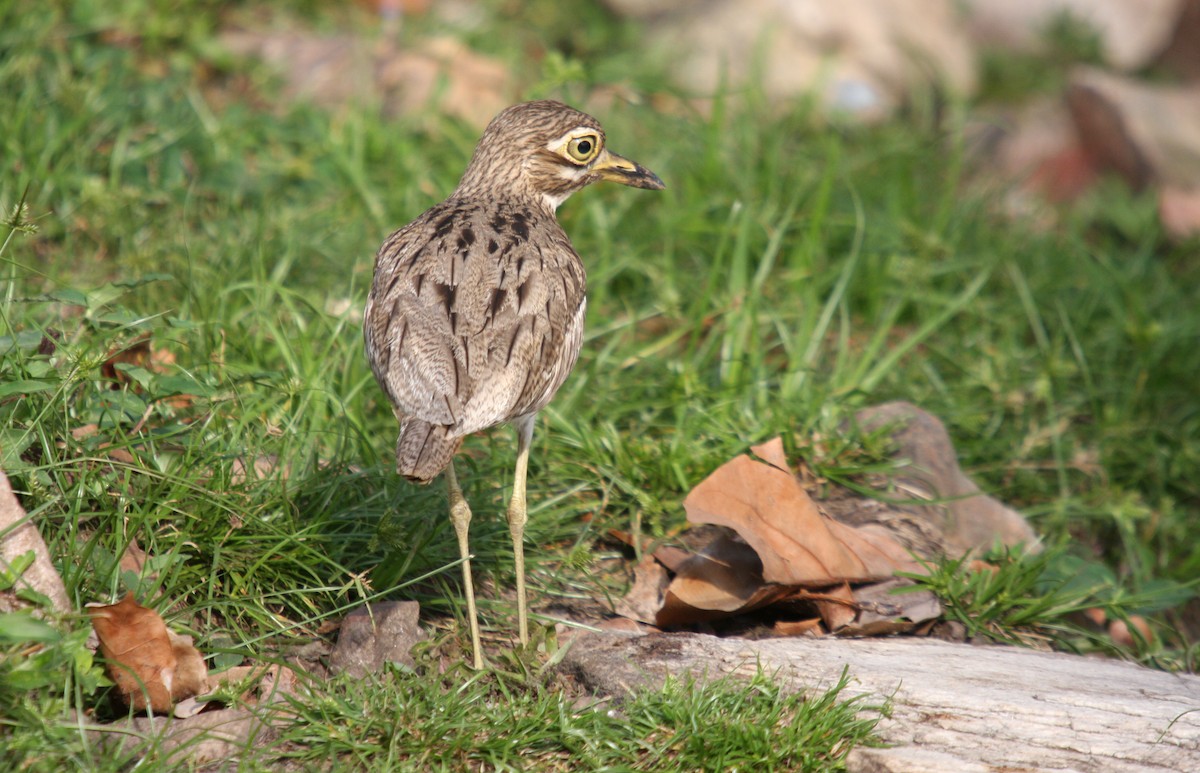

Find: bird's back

[364,195,587,482]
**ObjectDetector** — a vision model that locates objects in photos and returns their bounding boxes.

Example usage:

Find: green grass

[2,0,1199,768]
[899,545,1195,668]
[263,662,882,771]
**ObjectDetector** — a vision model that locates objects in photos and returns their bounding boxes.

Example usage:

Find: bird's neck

[448,183,561,219]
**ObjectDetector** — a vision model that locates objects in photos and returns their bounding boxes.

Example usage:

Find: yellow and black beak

[593,149,666,191]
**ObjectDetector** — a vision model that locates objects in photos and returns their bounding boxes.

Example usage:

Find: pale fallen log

[561,630,1200,772]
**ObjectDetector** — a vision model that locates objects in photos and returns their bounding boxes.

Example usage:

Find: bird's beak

[593,150,666,190]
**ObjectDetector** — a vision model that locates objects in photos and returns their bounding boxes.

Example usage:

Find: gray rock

[330,601,425,678]
[0,470,71,615]
[855,401,1040,556]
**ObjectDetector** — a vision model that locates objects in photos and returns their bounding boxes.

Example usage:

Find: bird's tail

[396,418,462,483]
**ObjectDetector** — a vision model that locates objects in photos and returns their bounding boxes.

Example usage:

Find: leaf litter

[619,436,944,636]
[87,593,210,714]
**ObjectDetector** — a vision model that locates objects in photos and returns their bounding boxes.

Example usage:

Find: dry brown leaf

[89,594,208,712]
[683,437,921,585]
[607,528,639,549]
[97,444,137,465]
[615,435,943,634]
[101,335,152,388]
[101,335,173,388]
[614,556,670,625]
[834,577,941,636]
[65,426,142,466]
[230,454,291,484]
[597,616,652,633]
[208,663,296,705]
[172,696,208,719]
[662,534,763,614]
[71,424,100,441]
[99,335,193,411]
[606,528,661,556]
[607,529,692,571]
[967,560,999,576]
[809,582,858,631]
[650,544,692,573]
[656,533,794,627]
[773,618,823,636]
[118,539,150,577]
[1109,616,1155,648]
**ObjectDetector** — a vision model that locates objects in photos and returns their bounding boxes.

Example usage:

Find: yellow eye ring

[566,134,600,164]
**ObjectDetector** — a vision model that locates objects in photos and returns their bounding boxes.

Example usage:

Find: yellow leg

[445,462,483,669]
[507,416,535,646]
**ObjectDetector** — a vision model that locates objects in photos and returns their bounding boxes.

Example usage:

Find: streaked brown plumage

[364,100,663,667]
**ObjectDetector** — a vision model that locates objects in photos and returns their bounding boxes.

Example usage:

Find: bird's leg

[507,415,536,646]
[445,462,483,669]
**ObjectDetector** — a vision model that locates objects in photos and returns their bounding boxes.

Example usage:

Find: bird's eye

[566,135,600,163]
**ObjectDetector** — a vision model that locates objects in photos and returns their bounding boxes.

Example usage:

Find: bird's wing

[364,203,587,436]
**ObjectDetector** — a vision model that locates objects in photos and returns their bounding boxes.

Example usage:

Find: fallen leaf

[71,424,100,440]
[650,544,692,573]
[834,577,941,636]
[607,529,691,571]
[89,593,208,713]
[809,582,858,631]
[172,696,208,719]
[1160,185,1200,239]
[683,437,921,585]
[101,335,152,388]
[967,560,999,576]
[101,335,173,389]
[773,618,823,636]
[614,556,670,625]
[118,539,150,577]
[656,533,794,627]
[607,528,639,549]
[208,663,297,705]
[607,528,658,555]
[230,454,291,484]
[97,444,137,465]
[1109,616,1154,648]
[597,617,652,634]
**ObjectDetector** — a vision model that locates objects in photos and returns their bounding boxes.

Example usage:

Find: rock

[330,601,425,678]
[853,402,1040,556]
[1158,0,1200,78]
[1159,184,1200,239]
[1066,67,1200,191]
[561,630,1200,772]
[617,0,975,121]
[93,664,299,764]
[218,30,513,128]
[0,470,71,615]
[980,69,1200,237]
[108,708,271,765]
[960,0,1188,71]
[375,36,512,128]
[986,97,1099,206]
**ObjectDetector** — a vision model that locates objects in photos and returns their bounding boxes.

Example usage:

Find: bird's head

[455,100,665,211]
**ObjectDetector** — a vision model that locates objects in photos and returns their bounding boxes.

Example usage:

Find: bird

[364,100,664,668]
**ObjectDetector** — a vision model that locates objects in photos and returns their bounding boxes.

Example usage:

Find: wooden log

[561,630,1200,772]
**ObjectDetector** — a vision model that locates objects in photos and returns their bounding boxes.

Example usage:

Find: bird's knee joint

[450,500,472,529]
[506,500,527,529]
